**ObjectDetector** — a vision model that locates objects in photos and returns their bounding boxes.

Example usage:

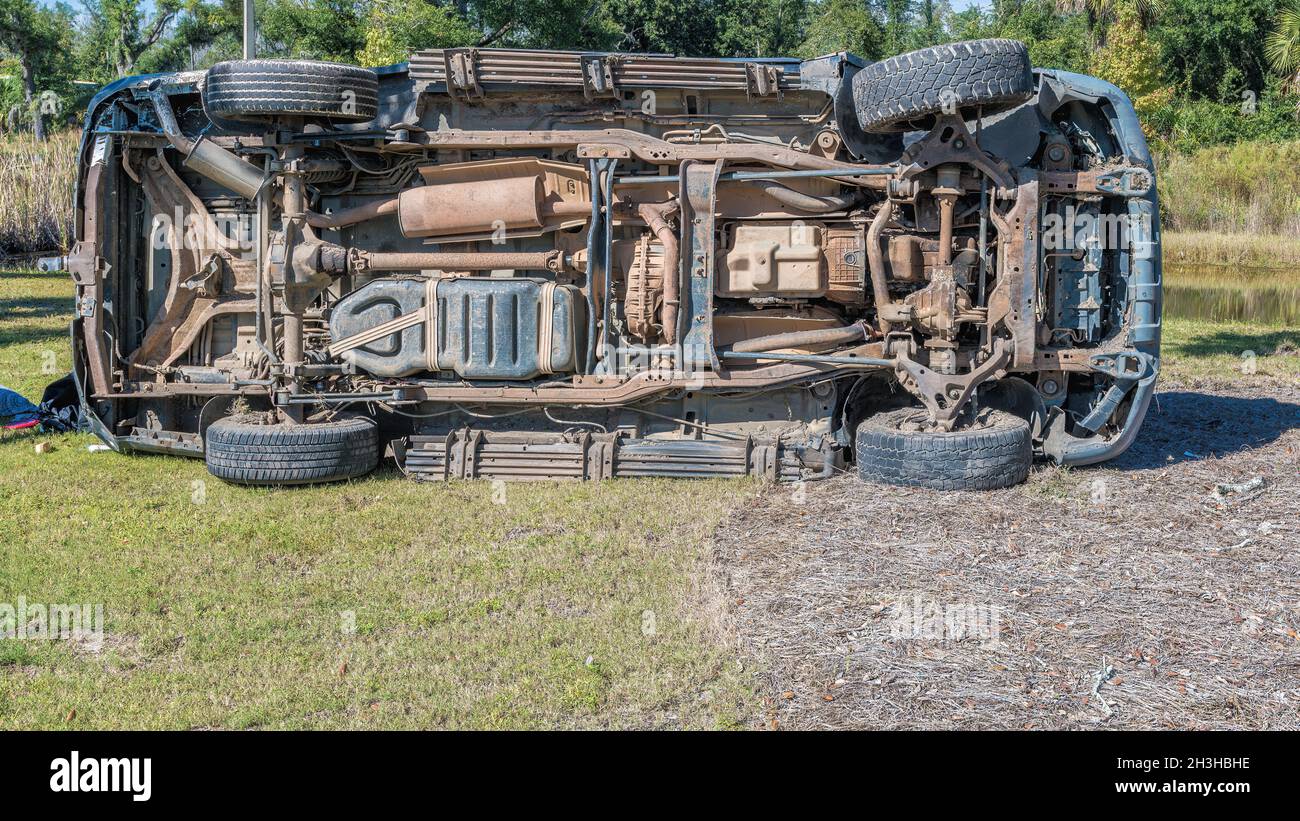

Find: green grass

[0,269,73,399]
[1,269,756,729]
[1161,317,1300,387]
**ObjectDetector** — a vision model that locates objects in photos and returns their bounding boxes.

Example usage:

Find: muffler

[150,89,268,200]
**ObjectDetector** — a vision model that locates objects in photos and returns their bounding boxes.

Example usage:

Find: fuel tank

[328,277,585,379]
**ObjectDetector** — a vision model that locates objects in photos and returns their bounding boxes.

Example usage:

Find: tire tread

[204,59,380,123]
[851,39,1034,133]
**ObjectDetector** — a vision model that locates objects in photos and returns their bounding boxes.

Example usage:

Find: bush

[1157,138,1300,235]
[1146,88,1300,153]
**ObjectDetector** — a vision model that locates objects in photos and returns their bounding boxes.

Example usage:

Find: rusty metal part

[398,174,542,238]
[717,221,826,297]
[933,165,963,266]
[679,160,723,371]
[306,197,398,229]
[1041,133,1073,171]
[409,128,892,188]
[634,200,680,344]
[385,349,890,407]
[936,194,956,265]
[866,200,902,332]
[624,232,665,342]
[735,179,863,213]
[1039,165,1152,197]
[396,174,592,239]
[128,149,250,371]
[399,428,808,482]
[410,48,800,97]
[150,90,267,200]
[894,337,1012,430]
[731,322,868,353]
[984,176,1040,370]
[903,267,983,342]
[887,235,926,283]
[280,143,308,419]
[349,248,566,273]
[898,114,1016,195]
[824,228,866,303]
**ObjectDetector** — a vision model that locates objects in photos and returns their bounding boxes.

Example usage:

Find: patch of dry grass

[0,130,78,258]
[718,386,1300,730]
[1165,231,1300,269]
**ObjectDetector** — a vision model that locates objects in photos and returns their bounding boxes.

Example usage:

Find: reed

[1165,231,1300,270]
[0,130,78,259]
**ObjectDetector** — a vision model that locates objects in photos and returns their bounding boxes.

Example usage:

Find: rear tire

[204,415,379,486]
[203,59,380,123]
[852,39,1034,133]
[855,407,1031,490]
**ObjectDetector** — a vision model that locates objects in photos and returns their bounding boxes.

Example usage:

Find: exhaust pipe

[150,89,267,200]
[731,323,869,353]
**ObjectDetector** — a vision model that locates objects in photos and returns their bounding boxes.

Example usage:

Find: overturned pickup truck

[49,38,1160,489]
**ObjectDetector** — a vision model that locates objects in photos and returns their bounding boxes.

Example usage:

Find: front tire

[204,416,379,486]
[855,407,1032,490]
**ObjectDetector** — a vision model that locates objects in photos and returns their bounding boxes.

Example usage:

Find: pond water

[1164,264,1300,326]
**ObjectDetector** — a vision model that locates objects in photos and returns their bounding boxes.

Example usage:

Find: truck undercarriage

[49,39,1161,489]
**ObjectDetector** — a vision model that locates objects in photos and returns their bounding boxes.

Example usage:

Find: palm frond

[1266,0,1300,76]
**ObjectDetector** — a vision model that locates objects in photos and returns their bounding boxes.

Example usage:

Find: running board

[395,429,819,482]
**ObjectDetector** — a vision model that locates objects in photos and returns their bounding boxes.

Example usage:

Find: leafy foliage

[1265,0,1300,82]
[798,0,887,60]
[1090,6,1173,129]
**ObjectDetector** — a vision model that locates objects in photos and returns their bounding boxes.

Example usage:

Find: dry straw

[0,130,77,258]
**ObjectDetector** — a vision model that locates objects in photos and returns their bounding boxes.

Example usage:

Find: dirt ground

[715,383,1300,730]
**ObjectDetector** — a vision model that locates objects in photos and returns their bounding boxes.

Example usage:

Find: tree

[260,0,368,62]
[1054,0,1163,46]
[1151,0,1275,102]
[133,0,242,72]
[357,0,477,65]
[1091,5,1171,129]
[1266,0,1300,90]
[998,0,1090,73]
[0,0,71,139]
[881,0,914,55]
[607,0,722,55]
[712,0,808,57]
[799,0,886,60]
[358,0,623,66]
[78,0,186,79]
[909,0,952,49]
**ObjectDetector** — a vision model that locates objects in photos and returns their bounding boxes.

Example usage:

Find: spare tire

[203,59,379,123]
[852,39,1034,133]
[205,415,379,486]
[855,407,1031,491]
